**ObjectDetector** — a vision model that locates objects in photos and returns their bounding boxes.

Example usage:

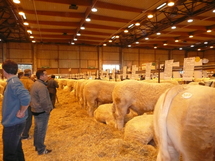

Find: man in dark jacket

[47,75,59,108]
[30,70,53,155]
[1,59,30,161]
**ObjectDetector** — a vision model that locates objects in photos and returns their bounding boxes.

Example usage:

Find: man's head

[24,69,32,77]
[2,59,18,75]
[51,75,55,79]
[36,70,48,82]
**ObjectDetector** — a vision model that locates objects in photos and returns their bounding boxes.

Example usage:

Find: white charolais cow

[112,80,176,129]
[154,85,215,161]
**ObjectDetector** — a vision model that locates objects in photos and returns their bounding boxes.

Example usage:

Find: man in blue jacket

[1,59,31,161]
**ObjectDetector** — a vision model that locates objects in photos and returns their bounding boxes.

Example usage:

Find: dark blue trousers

[3,122,25,161]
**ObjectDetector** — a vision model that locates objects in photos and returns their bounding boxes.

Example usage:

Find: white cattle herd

[0,77,215,160]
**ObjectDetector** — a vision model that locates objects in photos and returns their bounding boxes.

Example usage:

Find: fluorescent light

[156,3,166,10]
[128,24,134,28]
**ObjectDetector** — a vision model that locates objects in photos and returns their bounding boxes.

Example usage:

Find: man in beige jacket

[20,69,34,139]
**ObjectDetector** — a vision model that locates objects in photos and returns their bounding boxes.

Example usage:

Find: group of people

[1,59,59,161]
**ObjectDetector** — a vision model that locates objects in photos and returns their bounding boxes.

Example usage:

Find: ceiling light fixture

[145,37,149,40]
[74,38,77,41]
[80,26,85,30]
[135,22,140,26]
[71,42,75,45]
[189,33,193,38]
[207,29,212,33]
[147,13,153,19]
[18,11,26,19]
[171,26,176,29]
[32,40,36,43]
[128,45,131,47]
[191,45,194,47]
[85,17,91,22]
[23,22,29,25]
[179,48,183,50]
[187,19,193,23]
[198,48,201,51]
[77,32,81,36]
[156,3,166,10]
[109,40,112,43]
[115,35,119,38]
[103,43,107,46]
[175,38,179,42]
[13,0,20,4]
[213,9,215,13]
[167,1,175,7]
[154,45,157,49]
[156,32,161,35]
[210,45,214,48]
[27,30,32,34]
[91,8,97,12]
[163,42,168,46]
[30,36,34,39]
[135,41,139,44]
[204,42,208,44]
[128,24,134,28]
[124,29,128,33]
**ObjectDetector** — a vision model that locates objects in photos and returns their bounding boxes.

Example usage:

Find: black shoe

[39,149,52,155]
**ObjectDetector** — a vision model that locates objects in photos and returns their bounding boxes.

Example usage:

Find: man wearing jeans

[30,70,53,155]
[1,59,31,161]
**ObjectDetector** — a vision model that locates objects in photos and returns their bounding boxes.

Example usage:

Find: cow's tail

[154,85,186,161]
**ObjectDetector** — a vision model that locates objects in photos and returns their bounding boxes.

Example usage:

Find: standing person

[30,69,53,155]
[47,75,59,108]
[20,69,34,139]
[1,59,31,161]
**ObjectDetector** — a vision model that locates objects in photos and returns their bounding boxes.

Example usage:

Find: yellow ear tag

[182,92,192,99]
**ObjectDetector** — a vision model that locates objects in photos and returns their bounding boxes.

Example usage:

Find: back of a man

[47,75,59,108]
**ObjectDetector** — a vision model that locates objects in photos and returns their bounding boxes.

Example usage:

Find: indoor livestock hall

[0,0,215,161]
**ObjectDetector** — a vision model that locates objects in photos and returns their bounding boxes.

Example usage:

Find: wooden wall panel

[139,49,155,62]
[204,50,215,64]
[58,45,79,51]
[102,47,119,52]
[188,51,204,58]
[102,52,119,61]
[80,51,97,60]
[37,44,58,50]
[8,42,32,49]
[37,50,58,59]
[80,46,97,52]
[59,51,79,59]
[59,60,79,68]
[171,50,185,65]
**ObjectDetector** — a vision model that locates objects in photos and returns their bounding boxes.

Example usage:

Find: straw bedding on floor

[0,89,157,161]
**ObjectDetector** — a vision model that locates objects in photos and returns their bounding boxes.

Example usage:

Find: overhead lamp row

[13,0,36,43]
[71,7,97,45]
